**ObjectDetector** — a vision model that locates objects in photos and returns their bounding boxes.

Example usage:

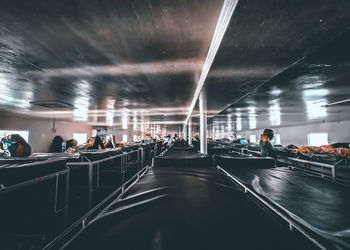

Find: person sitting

[259,129,277,158]
[49,135,64,153]
[143,134,154,143]
[105,135,116,148]
[88,136,106,150]
[0,134,31,157]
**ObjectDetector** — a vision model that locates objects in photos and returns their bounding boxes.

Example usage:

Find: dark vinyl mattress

[154,149,212,168]
[63,166,315,250]
[220,166,350,249]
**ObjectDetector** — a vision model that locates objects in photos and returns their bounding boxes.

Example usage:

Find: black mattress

[275,148,298,158]
[230,143,246,149]
[247,144,261,151]
[297,151,347,164]
[80,150,113,161]
[0,159,67,186]
[63,167,315,250]
[208,146,229,156]
[276,149,350,164]
[214,154,275,169]
[170,145,196,150]
[154,149,211,168]
[220,166,350,249]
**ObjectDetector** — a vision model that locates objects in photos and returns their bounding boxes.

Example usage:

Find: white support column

[188,119,192,145]
[199,91,207,154]
[183,125,187,142]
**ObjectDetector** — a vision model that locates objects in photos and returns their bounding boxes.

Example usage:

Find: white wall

[103,127,143,142]
[236,120,350,146]
[0,113,92,153]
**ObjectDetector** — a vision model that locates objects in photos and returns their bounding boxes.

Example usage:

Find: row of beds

[209,141,350,249]
[40,141,349,250]
[2,141,350,249]
[222,142,350,184]
[0,142,160,250]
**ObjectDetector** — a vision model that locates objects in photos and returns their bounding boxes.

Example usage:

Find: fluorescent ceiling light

[183,0,239,131]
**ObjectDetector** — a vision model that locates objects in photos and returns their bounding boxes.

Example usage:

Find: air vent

[30,101,76,109]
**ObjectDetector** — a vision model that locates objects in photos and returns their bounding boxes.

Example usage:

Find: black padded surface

[0,159,67,186]
[247,144,261,151]
[155,149,211,168]
[122,146,132,152]
[208,147,229,156]
[297,152,344,164]
[64,167,316,250]
[170,145,195,150]
[214,154,275,169]
[275,148,298,158]
[221,166,350,249]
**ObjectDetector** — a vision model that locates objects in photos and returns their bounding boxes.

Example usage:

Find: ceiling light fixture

[183,0,239,131]
[322,98,350,107]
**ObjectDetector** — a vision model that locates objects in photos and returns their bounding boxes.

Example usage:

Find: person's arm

[259,135,270,157]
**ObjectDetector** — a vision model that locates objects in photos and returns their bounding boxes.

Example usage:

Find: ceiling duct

[29,101,76,109]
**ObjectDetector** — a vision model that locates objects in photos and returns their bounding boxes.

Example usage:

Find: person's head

[263,129,274,141]
[50,136,64,153]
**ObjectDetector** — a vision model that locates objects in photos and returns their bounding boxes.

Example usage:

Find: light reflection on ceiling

[0,0,350,133]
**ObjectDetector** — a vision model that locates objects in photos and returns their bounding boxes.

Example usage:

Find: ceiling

[1,0,350,133]
[0,0,223,131]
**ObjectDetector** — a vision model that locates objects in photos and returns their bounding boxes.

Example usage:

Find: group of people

[0,129,278,158]
[49,134,119,153]
[0,134,32,157]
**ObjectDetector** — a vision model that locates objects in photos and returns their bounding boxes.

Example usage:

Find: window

[123,135,128,142]
[73,133,87,145]
[275,134,281,144]
[308,133,328,146]
[249,135,256,143]
[91,129,97,137]
[133,135,137,142]
[0,130,29,142]
[271,134,281,145]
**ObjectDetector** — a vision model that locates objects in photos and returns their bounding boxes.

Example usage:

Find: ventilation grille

[29,101,75,109]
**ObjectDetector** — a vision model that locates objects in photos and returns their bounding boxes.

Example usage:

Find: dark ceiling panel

[204,0,350,112]
[209,28,350,133]
[0,0,224,131]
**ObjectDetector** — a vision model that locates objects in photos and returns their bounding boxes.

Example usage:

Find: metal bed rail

[217,165,327,250]
[0,159,70,216]
[66,148,143,208]
[277,155,350,184]
[43,164,150,250]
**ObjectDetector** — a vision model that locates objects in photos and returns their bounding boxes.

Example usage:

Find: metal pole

[188,118,192,145]
[199,90,207,154]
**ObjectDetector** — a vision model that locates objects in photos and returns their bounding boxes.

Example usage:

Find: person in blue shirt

[259,129,277,158]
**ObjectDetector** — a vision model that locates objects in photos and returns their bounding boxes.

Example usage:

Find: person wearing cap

[259,129,277,158]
